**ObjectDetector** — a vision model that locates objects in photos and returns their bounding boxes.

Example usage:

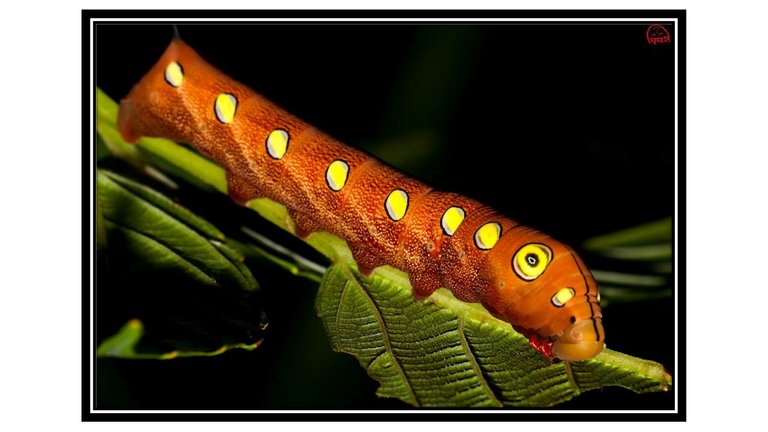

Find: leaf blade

[317,261,671,407]
[96,168,265,358]
[97,170,257,291]
[97,320,263,360]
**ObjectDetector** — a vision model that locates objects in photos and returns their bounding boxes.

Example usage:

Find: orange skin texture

[117,39,604,360]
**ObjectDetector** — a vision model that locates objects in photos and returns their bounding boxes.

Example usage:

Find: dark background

[94,21,676,410]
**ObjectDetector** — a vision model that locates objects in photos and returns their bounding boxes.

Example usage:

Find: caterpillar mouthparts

[552,318,605,362]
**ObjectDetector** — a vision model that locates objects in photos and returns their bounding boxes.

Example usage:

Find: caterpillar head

[480,227,604,361]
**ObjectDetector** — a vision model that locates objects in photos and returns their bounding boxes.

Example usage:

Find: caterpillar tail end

[552,318,605,362]
[117,99,141,144]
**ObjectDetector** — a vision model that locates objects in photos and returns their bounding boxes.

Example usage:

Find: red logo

[646,24,671,45]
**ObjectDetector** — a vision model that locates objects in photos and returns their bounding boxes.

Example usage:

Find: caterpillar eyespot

[513,243,553,281]
[117,37,604,362]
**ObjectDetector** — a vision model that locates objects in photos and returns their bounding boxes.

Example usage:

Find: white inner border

[89,16,679,415]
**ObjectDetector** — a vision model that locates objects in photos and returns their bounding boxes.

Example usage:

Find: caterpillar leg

[287,210,317,239]
[226,172,262,206]
[348,245,386,277]
[408,273,441,301]
[526,333,556,362]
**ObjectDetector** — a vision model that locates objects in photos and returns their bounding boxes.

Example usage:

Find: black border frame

[83,9,686,421]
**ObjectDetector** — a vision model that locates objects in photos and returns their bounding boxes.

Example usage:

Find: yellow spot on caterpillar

[385,189,409,221]
[552,287,576,307]
[326,160,350,191]
[214,93,238,124]
[164,61,184,87]
[474,222,501,250]
[440,206,466,236]
[266,129,290,160]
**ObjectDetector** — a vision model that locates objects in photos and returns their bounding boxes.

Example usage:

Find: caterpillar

[116,36,604,362]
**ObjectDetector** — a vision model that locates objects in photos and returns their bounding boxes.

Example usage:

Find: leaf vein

[563,361,581,396]
[348,267,419,406]
[457,313,502,407]
[104,219,217,285]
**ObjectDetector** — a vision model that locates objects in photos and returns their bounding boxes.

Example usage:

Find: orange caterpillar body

[117,38,604,361]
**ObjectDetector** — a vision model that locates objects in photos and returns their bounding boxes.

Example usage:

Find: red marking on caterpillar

[117,38,605,362]
[527,333,556,363]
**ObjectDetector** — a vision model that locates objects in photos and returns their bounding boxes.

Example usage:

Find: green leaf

[583,219,674,305]
[232,228,327,283]
[584,218,672,261]
[97,319,263,360]
[97,170,257,291]
[316,262,671,407]
[96,169,265,358]
[102,219,218,287]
